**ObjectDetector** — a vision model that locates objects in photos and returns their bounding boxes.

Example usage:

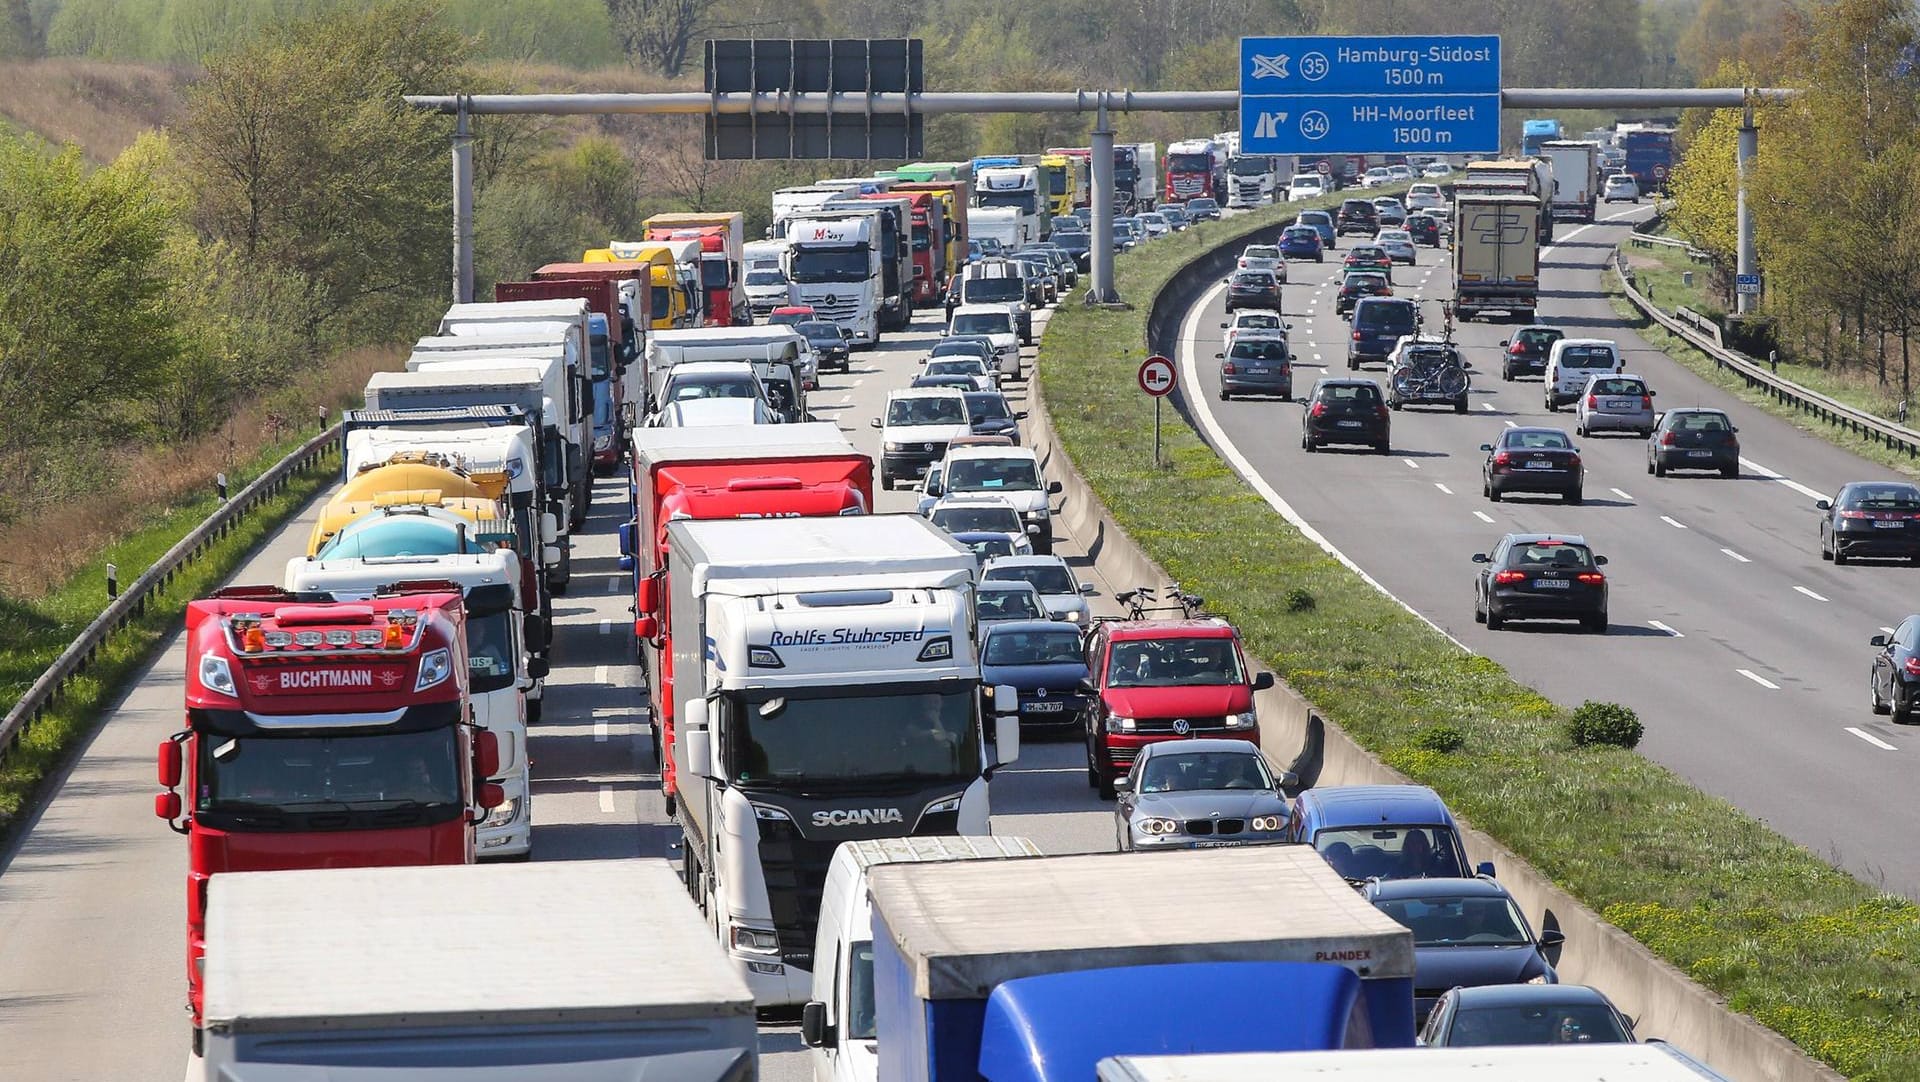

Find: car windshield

[933,505,1020,533]
[953,312,1012,336]
[1447,1003,1631,1047]
[666,375,757,402]
[1357,303,1417,333]
[1299,212,1331,225]
[1056,233,1091,251]
[1285,228,1318,241]
[1844,485,1920,510]
[1233,272,1276,287]
[984,626,1083,665]
[1319,383,1379,404]
[1189,199,1218,211]
[962,535,1014,562]
[964,277,1024,304]
[1503,430,1572,450]
[1507,542,1595,569]
[978,586,1045,620]
[1313,825,1466,880]
[1559,345,1616,368]
[796,322,843,344]
[927,359,985,378]
[1138,750,1271,793]
[985,563,1076,594]
[1378,231,1411,242]
[1349,247,1386,260]
[745,270,786,286]
[1231,340,1291,362]
[964,393,1011,421]
[1343,274,1387,290]
[1670,411,1730,432]
[888,396,965,425]
[1106,638,1245,687]
[1375,894,1532,947]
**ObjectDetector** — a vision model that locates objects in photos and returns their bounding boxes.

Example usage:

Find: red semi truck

[864,190,947,306]
[155,586,497,1043]
[616,424,874,811]
[642,212,748,327]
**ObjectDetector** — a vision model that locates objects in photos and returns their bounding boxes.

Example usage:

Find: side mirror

[154,791,182,821]
[619,554,635,573]
[684,703,713,778]
[528,657,550,680]
[1539,927,1567,949]
[1016,411,1030,420]
[1276,769,1299,791]
[1080,583,1096,595]
[801,1001,834,1048]
[1215,352,1226,359]
[1731,426,1739,433]
[540,513,559,545]
[1113,776,1133,794]
[476,781,507,811]
[1220,322,1229,329]
[157,738,183,788]
[1648,390,1657,396]
[994,706,1022,767]
[1872,634,1890,647]
[926,481,943,497]
[1594,555,1609,566]
[1048,480,1063,494]
[1471,552,1491,564]
[869,418,883,429]
[618,520,636,557]
[1026,524,1042,535]
[636,575,659,614]
[1478,443,1493,452]
[1476,860,1497,878]
[1078,677,1098,695]
[634,615,659,640]
[474,729,502,779]
[1815,499,1832,511]
[1252,671,1275,691]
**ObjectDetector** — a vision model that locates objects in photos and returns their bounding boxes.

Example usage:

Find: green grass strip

[1038,195,1920,1078]
[0,434,337,838]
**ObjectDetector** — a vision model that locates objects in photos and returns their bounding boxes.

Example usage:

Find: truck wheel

[549,547,572,596]
[527,697,543,724]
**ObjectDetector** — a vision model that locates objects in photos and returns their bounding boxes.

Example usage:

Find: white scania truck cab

[973,166,1046,247]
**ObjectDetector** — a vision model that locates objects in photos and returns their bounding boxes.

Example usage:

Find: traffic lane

[1194,237,1920,893]
[0,489,343,1082]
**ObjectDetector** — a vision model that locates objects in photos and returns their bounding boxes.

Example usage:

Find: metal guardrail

[0,424,342,763]
[1613,250,1920,458]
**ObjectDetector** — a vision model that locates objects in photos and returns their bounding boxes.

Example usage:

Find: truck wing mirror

[869,418,883,429]
[540,513,560,545]
[636,575,659,614]
[523,614,547,649]
[801,1001,834,1048]
[475,781,506,814]
[618,521,636,557]
[157,737,183,788]
[1252,671,1275,691]
[993,694,1022,767]
[154,791,182,822]
[527,656,550,680]
[542,544,562,567]
[635,615,659,640]
[1476,860,1497,878]
[474,730,502,779]
[684,704,714,778]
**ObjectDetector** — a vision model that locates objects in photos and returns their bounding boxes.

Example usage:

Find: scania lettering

[667,515,1019,1007]
[785,213,885,346]
[619,423,874,810]
[973,165,1047,246]
[154,587,496,1050]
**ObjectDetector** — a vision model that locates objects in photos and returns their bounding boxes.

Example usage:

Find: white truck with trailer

[1227,154,1283,207]
[772,182,865,238]
[1096,1044,1736,1082]
[973,165,1047,246]
[1542,139,1602,223]
[786,213,885,349]
[198,860,756,1080]
[1451,193,1542,323]
[821,194,915,332]
[666,515,1021,1008]
[282,547,538,860]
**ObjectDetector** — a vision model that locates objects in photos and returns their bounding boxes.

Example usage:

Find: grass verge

[1039,196,1920,1077]
[0,432,336,840]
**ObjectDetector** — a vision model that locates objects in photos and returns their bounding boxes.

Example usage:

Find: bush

[1567,701,1644,749]
[1411,724,1466,754]
[1283,587,1316,613]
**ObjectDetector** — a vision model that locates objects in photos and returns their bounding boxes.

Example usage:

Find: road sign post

[1736,273,1762,296]
[1239,35,1501,157]
[1139,355,1175,466]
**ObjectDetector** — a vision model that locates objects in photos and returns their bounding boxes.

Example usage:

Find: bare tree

[605,0,718,78]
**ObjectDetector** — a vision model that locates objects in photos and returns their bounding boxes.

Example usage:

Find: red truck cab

[155,587,498,1039]
[617,425,874,810]
[1081,618,1275,799]
[865,190,946,306]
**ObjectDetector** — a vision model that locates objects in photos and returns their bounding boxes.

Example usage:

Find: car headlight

[1226,710,1257,730]
[199,654,237,698]
[731,926,780,954]
[415,648,452,692]
[884,441,905,452]
[1066,610,1085,624]
[1023,509,1049,520]
[593,432,613,452]
[481,798,520,828]
[1104,715,1136,733]
[1135,816,1180,836]
[1250,814,1285,832]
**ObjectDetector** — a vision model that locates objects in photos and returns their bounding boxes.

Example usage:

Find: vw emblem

[1036,688,1048,697]
[1172,719,1191,735]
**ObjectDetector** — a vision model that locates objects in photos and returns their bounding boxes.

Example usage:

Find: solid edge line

[1179,277,1474,653]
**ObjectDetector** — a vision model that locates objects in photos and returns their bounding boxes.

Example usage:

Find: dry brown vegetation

[0,345,396,597]
[0,57,190,161]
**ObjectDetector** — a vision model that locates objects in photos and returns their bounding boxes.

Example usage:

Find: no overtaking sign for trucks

[1138,356,1176,397]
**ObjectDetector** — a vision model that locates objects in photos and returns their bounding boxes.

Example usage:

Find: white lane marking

[599,619,612,635]
[1794,585,1830,602]
[593,664,609,685]
[1480,402,1497,412]
[1435,483,1454,495]
[1882,626,1898,635]
[1649,620,1683,637]
[1539,203,1655,260]
[1722,548,1751,562]
[1660,515,1688,529]
[607,575,621,594]
[1473,511,1496,523]
[1504,420,1518,429]
[1403,459,1420,469]
[1736,668,1781,690]
[1846,726,1899,751]
[599,785,616,812]
[1610,488,1633,501]
[1313,353,1323,362]
[594,718,609,743]
[1740,457,1828,502]
[1178,277,1472,651]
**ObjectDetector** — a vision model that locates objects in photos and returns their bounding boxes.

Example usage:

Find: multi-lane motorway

[0,303,1123,1082]
[1177,205,1920,898]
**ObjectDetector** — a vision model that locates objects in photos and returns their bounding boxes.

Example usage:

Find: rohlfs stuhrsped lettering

[768,627,928,647]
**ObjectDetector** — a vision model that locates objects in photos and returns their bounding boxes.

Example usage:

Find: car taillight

[1567,454,1581,468]
[1641,395,1653,409]
[1376,404,1391,420]
[1660,432,1677,446]
[1493,570,1527,584]
[1905,657,1920,677]
[1586,394,1598,409]
[1222,362,1236,374]
[1840,510,1875,519]
[1310,402,1327,418]
[1576,572,1606,585]
[1509,342,1526,355]
[1492,451,1511,466]
[1353,331,1363,341]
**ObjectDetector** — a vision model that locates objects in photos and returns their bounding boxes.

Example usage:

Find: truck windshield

[1231,160,1275,178]
[195,726,463,830]
[726,686,980,787]
[946,458,1039,493]
[978,190,1036,213]
[650,288,671,321]
[912,226,932,252]
[1106,638,1245,687]
[746,269,786,287]
[699,258,729,291]
[952,312,1012,337]
[790,247,871,283]
[1168,153,1213,173]
[467,609,517,694]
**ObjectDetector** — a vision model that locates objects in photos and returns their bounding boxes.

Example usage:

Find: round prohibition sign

[1138,355,1176,397]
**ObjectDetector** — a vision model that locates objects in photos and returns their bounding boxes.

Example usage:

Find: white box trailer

[199,860,756,1079]
[1542,139,1602,222]
[1096,1044,1734,1082]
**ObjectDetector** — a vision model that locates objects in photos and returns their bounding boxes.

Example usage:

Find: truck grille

[756,808,962,968]
[1170,177,1208,197]
[796,293,862,323]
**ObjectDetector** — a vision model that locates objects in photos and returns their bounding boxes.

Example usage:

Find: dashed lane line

[1737,668,1781,690]
[1846,727,1899,751]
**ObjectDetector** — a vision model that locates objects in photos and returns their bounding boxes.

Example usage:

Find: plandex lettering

[1315,949,1372,962]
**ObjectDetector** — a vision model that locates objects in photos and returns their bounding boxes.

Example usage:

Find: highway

[0,302,1125,1082]
[1176,205,1920,898]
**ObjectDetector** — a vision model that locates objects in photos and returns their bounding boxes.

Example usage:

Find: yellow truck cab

[583,245,694,330]
[1039,154,1077,218]
[308,455,511,556]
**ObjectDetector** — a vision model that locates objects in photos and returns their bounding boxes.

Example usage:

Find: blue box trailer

[866,846,1417,1082]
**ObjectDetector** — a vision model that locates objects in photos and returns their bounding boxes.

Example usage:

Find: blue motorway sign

[1240,94,1501,156]
[1240,36,1500,95]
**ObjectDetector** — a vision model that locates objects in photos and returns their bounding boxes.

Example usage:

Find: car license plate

[1193,840,1242,849]
[1607,398,1640,410]
[1337,420,1363,428]
[1687,450,1714,458]
[1026,701,1065,712]
[1526,459,1552,469]
[1874,520,1906,529]
[1534,578,1570,589]
[1247,366,1270,375]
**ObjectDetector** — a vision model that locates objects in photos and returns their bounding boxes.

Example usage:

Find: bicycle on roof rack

[1111,583,1206,621]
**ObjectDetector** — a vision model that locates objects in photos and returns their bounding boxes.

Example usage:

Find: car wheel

[1820,532,1833,561]
[1487,483,1502,502]
[1544,397,1556,412]
[1454,396,1469,414]
[1575,422,1587,438]
[1346,355,1358,371]
[1485,603,1505,631]
[1872,672,1891,715]
[1097,773,1117,801]
[1833,546,1849,566]
[1219,387,1230,401]
[1502,366,1514,382]
[1647,456,1657,475]
[1375,440,1391,455]
[1565,487,1583,505]
[1893,688,1913,723]
[1389,397,1402,411]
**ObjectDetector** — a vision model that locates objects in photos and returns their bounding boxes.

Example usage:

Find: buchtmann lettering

[278,669,375,690]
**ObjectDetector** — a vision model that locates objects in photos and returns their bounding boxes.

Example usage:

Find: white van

[871,387,973,490]
[1544,338,1624,410]
[802,836,1041,1082]
[947,303,1023,381]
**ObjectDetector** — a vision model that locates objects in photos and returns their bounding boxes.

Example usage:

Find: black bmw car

[1819,481,1920,565]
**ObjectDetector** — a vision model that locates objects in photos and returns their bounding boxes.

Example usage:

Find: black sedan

[1302,378,1390,454]
[1481,428,1583,503]
[1364,876,1563,1022]
[1819,482,1920,565]
[1648,407,1739,477]
[963,390,1024,443]
[1870,618,1920,719]
[1497,325,1565,381]
[1224,269,1283,312]
[794,320,851,374]
[1473,533,1609,633]
[1336,272,1391,317]
[1419,984,1634,1047]
[1407,213,1442,247]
